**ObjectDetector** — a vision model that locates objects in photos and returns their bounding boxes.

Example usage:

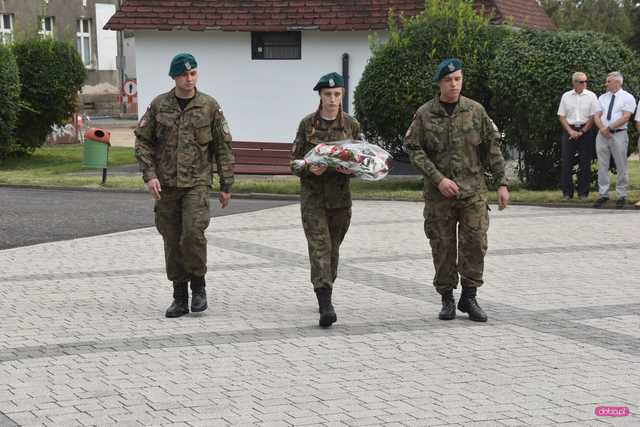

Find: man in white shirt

[593,71,636,208]
[557,72,598,200]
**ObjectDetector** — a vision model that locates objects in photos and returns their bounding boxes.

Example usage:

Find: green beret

[313,72,344,91]
[433,58,463,82]
[169,53,198,78]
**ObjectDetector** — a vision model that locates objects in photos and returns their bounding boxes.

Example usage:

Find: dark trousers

[561,129,593,198]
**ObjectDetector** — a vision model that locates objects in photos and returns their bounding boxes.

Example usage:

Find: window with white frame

[76,18,91,66]
[39,16,55,38]
[0,14,14,45]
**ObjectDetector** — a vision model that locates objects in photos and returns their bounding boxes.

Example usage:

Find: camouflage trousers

[423,195,489,294]
[154,185,210,282]
[301,205,351,289]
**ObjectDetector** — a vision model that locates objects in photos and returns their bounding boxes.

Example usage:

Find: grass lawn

[1,144,639,205]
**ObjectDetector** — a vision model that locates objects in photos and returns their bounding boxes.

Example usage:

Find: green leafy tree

[0,45,21,160]
[489,30,640,189]
[541,0,634,42]
[12,38,86,155]
[354,0,506,157]
[627,3,640,52]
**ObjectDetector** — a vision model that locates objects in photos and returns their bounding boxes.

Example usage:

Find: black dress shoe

[438,291,456,320]
[190,276,208,313]
[166,282,189,318]
[593,197,608,208]
[616,197,626,209]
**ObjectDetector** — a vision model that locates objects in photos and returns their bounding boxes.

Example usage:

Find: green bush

[489,30,640,189]
[354,0,506,157]
[0,44,21,159]
[12,38,86,155]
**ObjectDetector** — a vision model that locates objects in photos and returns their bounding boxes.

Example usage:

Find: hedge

[12,38,86,155]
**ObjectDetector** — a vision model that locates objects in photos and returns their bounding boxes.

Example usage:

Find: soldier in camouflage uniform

[404,58,509,322]
[135,53,234,318]
[291,72,362,327]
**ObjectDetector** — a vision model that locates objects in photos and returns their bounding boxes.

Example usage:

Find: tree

[0,45,21,160]
[541,0,634,42]
[627,2,640,52]
[354,0,506,157]
[12,38,86,155]
[489,30,640,189]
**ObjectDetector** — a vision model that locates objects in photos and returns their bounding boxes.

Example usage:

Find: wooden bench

[227,141,293,175]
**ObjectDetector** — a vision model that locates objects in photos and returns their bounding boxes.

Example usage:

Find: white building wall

[123,34,136,79]
[95,3,118,71]
[134,30,377,143]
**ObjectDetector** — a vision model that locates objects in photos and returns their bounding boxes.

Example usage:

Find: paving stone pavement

[1,201,639,427]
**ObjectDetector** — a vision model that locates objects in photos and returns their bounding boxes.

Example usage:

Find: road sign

[123,80,137,96]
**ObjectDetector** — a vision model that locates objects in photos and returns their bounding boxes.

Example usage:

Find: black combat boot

[438,290,456,320]
[165,282,189,318]
[190,276,208,313]
[318,287,333,314]
[315,287,337,327]
[457,286,488,322]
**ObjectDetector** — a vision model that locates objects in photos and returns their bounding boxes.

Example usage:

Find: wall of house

[134,30,378,143]
[2,0,120,84]
[1,0,133,116]
[123,31,136,80]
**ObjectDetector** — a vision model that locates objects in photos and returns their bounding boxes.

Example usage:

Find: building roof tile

[105,0,554,32]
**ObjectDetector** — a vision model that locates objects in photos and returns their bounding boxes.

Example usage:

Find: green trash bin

[83,127,111,183]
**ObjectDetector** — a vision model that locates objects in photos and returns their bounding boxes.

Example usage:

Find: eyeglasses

[575,80,587,84]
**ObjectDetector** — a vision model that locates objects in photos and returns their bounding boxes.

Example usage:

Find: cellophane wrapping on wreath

[292,139,392,181]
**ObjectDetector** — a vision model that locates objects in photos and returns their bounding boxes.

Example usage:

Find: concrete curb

[1,183,639,209]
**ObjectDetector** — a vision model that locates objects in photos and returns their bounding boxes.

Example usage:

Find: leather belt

[610,128,626,134]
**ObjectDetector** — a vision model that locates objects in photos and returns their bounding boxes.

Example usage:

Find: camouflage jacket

[403,96,506,201]
[291,111,362,209]
[134,88,234,191]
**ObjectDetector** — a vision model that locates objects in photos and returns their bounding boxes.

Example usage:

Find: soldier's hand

[437,178,460,198]
[309,164,328,176]
[336,166,354,175]
[219,192,231,208]
[497,186,509,210]
[146,178,162,200]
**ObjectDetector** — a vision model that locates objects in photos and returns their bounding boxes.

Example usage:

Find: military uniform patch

[138,108,150,128]
[448,62,455,72]
[185,61,192,70]
[329,78,335,87]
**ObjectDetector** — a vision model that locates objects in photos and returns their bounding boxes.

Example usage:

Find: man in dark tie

[592,72,636,208]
